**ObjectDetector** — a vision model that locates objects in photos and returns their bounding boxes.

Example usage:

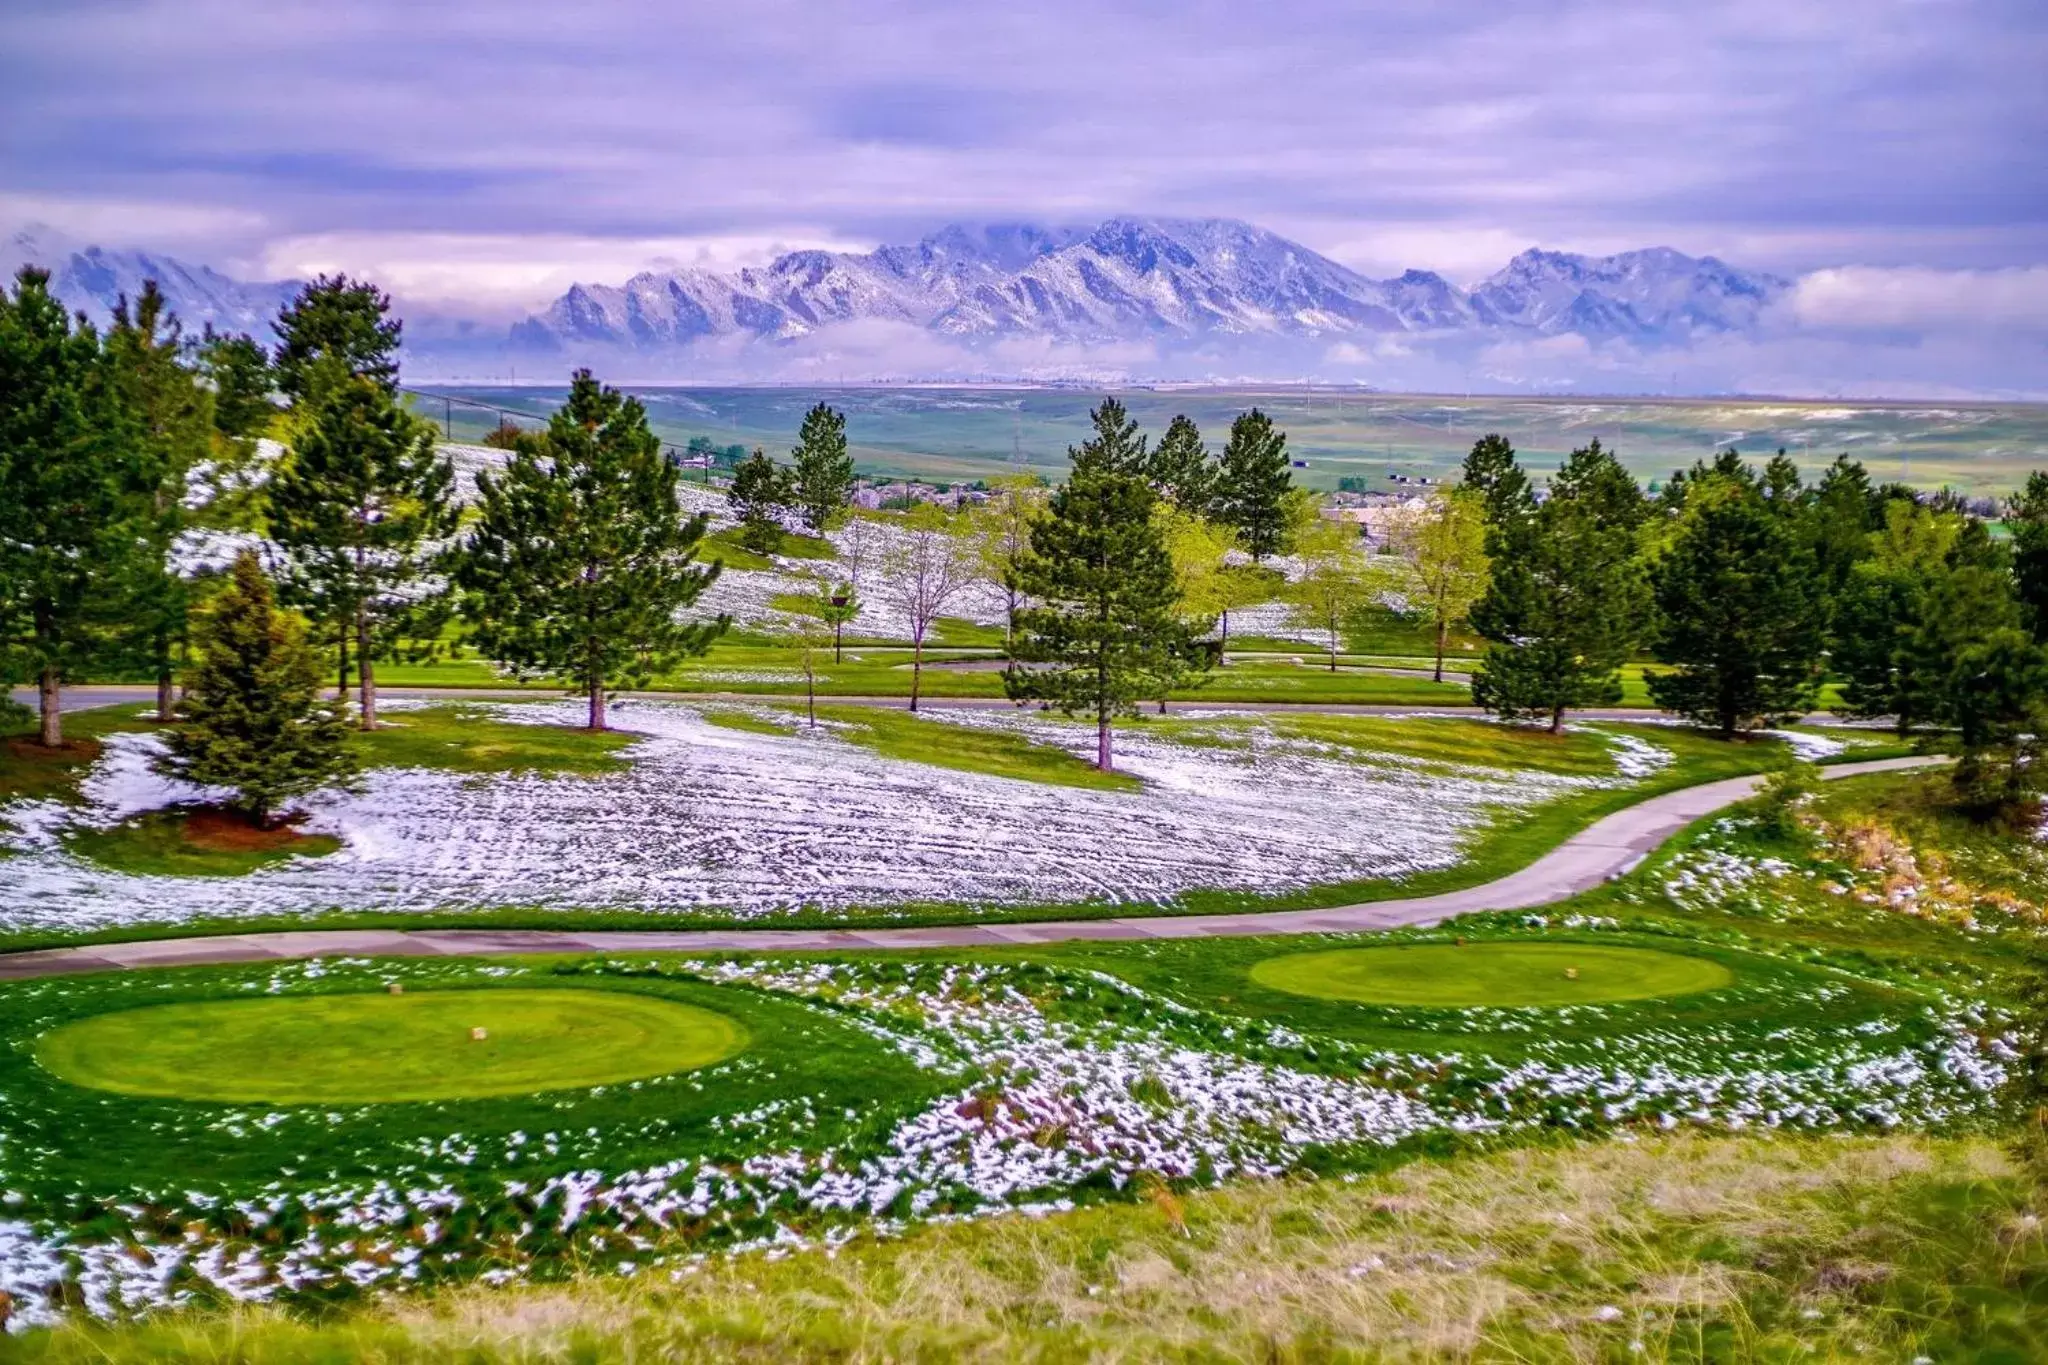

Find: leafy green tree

[1807,455,1882,640]
[156,551,358,826]
[1943,628,2048,814]
[779,572,852,727]
[457,371,726,730]
[0,267,145,745]
[198,325,277,441]
[2006,471,2048,644]
[790,402,854,533]
[1394,487,1492,682]
[1287,514,1381,670]
[1147,413,1215,510]
[1006,415,1200,769]
[1213,408,1293,560]
[729,447,794,554]
[1646,464,1822,736]
[105,282,218,723]
[271,274,402,404]
[1470,440,1649,732]
[267,375,456,729]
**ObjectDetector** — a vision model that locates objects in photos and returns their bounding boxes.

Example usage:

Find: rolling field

[408,385,2048,496]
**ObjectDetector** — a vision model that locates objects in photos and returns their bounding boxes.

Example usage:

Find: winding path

[0,755,1940,982]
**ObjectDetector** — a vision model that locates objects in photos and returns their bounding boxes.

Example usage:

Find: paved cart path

[0,755,1940,982]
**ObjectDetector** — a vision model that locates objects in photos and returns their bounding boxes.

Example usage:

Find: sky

[2,0,2044,390]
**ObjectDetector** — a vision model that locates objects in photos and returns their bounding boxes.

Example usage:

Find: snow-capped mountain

[512,218,1783,355]
[3,224,301,336]
[1469,247,1787,339]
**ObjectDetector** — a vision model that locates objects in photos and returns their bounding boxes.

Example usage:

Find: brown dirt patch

[181,808,328,854]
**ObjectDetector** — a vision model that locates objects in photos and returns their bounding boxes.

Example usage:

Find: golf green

[1248,942,1735,1007]
[36,988,746,1104]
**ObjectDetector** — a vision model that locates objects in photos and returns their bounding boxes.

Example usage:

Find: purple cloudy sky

[4,0,2043,301]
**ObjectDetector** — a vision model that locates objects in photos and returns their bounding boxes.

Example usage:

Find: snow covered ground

[0,703,1657,933]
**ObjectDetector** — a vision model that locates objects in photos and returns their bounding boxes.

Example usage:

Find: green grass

[357,705,636,776]
[700,526,837,571]
[36,988,744,1104]
[1248,941,1736,1007]
[698,707,801,736]
[816,704,1140,791]
[61,808,341,878]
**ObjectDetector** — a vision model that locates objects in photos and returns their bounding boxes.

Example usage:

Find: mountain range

[4,216,1794,377]
[512,218,1789,355]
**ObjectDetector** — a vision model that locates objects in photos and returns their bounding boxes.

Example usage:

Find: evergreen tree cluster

[1458,433,2048,812]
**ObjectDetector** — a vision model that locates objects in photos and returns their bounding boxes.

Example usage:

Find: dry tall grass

[15,1131,2041,1363]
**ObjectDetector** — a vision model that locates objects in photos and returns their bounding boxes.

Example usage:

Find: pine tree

[2007,471,2048,644]
[157,551,358,826]
[1147,414,1215,510]
[199,326,277,441]
[1213,408,1293,560]
[104,283,219,723]
[272,274,402,404]
[1943,628,2048,813]
[457,370,726,730]
[1646,461,1822,736]
[730,447,794,554]
[790,402,855,533]
[1006,411,1199,769]
[267,375,456,729]
[0,267,147,746]
[1459,433,1532,542]
[1832,498,1961,732]
[1470,441,1649,732]
[1070,396,1149,479]
[1807,455,1882,641]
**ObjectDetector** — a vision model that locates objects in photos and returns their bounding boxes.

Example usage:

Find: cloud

[1786,265,2048,333]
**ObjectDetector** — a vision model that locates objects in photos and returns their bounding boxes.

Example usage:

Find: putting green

[1248,942,1735,1007]
[36,988,745,1104]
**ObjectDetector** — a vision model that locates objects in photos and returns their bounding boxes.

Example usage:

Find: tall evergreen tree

[1071,396,1149,478]
[267,375,456,729]
[272,274,402,405]
[156,551,358,826]
[457,370,726,730]
[729,447,794,553]
[790,402,854,533]
[1006,403,1199,770]
[1807,455,1882,637]
[1943,627,2048,813]
[1213,408,1293,560]
[105,282,217,723]
[0,267,145,745]
[1470,440,1649,732]
[1833,498,1963,732]
[1459,433,1532,542]
[199,325,277,441]
[2007,471,2048,644]
[1147,413,1215,511]
[1647,460,1823,736]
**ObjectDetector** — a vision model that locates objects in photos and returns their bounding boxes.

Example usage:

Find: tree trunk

[1550,702,1565,735]
[806,663,818,728]
[38,666,62,748]
[1219,609,1230,667]
[356,607,376,731]
[156,668,175,724]
[1097,710,1113,771]
[910,626,924,713]
[337,622,351,701]
[588,678,606,732]
[1433,618,1448,683]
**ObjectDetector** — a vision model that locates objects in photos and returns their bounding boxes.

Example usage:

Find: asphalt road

[0,755,1940,981]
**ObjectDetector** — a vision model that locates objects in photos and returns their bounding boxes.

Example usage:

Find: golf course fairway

[1248,942,1735,1007]
[36,988,745,1103]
